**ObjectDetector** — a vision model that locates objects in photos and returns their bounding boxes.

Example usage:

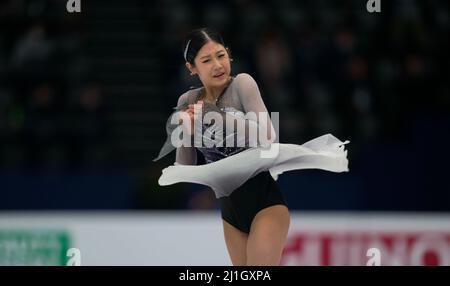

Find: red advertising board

[282,231,450,266]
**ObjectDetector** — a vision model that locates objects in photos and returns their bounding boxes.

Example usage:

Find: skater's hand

[179,101,203,135]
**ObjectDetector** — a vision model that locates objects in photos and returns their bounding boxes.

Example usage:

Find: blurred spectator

[23,83,60,169]
[65,85,108,170]
[11,23,54,84]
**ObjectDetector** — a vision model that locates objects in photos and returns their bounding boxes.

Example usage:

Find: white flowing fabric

[158,133,350,198]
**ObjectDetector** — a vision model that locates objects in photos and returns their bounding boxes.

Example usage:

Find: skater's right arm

[175,92,197,165]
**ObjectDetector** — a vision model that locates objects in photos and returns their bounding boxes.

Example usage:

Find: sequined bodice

[195,106,249,164]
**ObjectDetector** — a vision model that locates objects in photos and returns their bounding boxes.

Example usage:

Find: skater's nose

[212,58,223,69]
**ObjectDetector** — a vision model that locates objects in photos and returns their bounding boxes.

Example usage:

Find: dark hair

[183,27,229,65]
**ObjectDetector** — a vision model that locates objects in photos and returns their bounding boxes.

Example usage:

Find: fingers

[181,101,203,120]
[187,101,203,109]
[181,108,195,120]
[178,101,205,127]
[184,101,203,114]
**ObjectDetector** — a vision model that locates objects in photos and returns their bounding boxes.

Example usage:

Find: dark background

[0,0,449,211]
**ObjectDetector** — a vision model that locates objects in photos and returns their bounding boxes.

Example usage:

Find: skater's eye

[202,59,210,63]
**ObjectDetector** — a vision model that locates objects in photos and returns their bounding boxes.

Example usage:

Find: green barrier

[0,230,71,266]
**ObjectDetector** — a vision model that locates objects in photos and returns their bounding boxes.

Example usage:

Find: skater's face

[186,41,231,88]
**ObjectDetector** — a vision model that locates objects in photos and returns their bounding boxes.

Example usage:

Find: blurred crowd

[163,0,449,148]
[0,1,108,170]
[0,0,449,210]
[156,0,450,210]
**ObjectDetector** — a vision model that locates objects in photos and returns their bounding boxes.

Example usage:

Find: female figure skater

[154,28,349,266]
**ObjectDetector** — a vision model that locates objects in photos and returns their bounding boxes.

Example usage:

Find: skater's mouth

[213,72,225,78]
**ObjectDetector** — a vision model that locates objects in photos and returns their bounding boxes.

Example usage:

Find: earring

[230,58,234,62]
